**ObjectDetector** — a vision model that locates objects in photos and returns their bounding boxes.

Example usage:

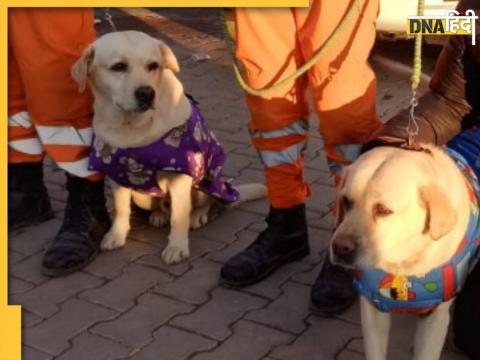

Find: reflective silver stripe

[56,157,98,178]
[250,120,309,139]
[259,142,306,167]
[327,144,362,176]
[8,111,32,128]
[36,126,93,147]
[9,138,43,155]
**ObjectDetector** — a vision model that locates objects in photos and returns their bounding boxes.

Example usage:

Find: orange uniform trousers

[8,8,101,180]
[234,0,383,208]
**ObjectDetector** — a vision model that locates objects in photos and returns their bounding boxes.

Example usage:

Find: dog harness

[353,128,480,314]
[88,96,239,203]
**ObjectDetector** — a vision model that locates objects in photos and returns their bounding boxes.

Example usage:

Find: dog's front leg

[101,182,132,250]
[413,300,452,360]
[360,296,391,360]
[161,174,193,264]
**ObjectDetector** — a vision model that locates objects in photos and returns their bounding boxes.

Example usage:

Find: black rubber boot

[220,204,309,288]
[42,176,111,277]
[310,255,357,315]
[8,162,54,231]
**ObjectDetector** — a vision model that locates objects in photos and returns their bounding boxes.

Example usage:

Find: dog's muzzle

[332,234,358,265]
[134,86,155,112]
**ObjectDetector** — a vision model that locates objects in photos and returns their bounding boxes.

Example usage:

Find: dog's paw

[161,243,190,264]
[190,208,210,230]
[149,209,169,228]
[101,229,127,250]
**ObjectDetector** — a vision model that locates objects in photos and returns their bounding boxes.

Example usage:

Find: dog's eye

[147,62,159,72]
[341,196,353,212]
[110,62,128,72]
[373,203,393,218]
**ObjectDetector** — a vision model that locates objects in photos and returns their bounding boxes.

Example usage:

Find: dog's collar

[353,146,480,314]
[399,143,433,156]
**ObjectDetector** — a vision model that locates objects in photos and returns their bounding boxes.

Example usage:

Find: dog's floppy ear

[157,40,179,73]
[71,45,95,93]
[420,184,457,240]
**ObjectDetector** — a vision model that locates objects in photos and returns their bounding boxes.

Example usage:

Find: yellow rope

[220,0,364,96]
[411,0,425,93]
[223,1,424,97]
[406,0,425,145]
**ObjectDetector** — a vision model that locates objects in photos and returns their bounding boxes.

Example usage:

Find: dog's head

[330,147,458,274]
[71,31,179,114]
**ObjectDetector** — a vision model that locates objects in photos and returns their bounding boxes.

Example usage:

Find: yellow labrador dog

[330,144,479,360]
[71,31,266,264]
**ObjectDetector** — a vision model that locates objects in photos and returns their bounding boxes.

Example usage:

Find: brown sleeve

[364,3,480,151]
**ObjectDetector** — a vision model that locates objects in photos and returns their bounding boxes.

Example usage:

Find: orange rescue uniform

[234,0,383,208]
[8,8,101,180]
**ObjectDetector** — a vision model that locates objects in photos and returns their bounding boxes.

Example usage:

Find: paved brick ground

[9,8,467,360]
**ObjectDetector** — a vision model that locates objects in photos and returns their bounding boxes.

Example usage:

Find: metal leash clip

[407,93,420,147]
[401,90,432,155]
[104,8,117,32]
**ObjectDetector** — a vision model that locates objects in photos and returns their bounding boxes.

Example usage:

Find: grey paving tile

[304,149,329,172]
[337,349,365,360]
[346,315,468,360]
[22,310,44,328]
[222,153,254,178]
[127,224,170,249]
[56,332,131,360]
[303,228,331,265]
[9,252,50,285]
[170,287,267,341]
[309,212,336,231]
[306,183,335,214]
[9,276,35,295]
[91,292,193,348]
[8,218,62,256]
[135,237,224,277]
[152,258,222,305]
[192,320,293,360]
[241,260,311,300]
[12,272,104,318]
[193,209,261,244]
[233,144,260,159]
[331,299,361,326]
[270,315,361,359]
[291,260,324,287]
[24,298,117,356]
[222,129,252,145]
[246,282,311,334]
[9,250,26,264]
[22,346,53,360]
[206,229,257,264]
[137,326,217,360]
[84,239,159,280]
[80,263,171,312]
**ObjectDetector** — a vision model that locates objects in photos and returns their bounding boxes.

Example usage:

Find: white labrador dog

[71,31,266,264]
[330,144,477,360]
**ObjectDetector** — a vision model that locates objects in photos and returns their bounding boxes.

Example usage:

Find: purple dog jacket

[88,98,239,203]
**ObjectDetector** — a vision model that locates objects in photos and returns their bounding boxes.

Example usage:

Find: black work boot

[220,204,309,288]
[310,255,357,315]
[8,162,54,231]
[42,176,111,277]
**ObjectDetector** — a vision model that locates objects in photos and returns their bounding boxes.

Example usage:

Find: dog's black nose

[332,235,357,264]
[134,86,155,110]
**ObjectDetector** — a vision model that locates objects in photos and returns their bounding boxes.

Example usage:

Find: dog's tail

[229,183,267,208]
